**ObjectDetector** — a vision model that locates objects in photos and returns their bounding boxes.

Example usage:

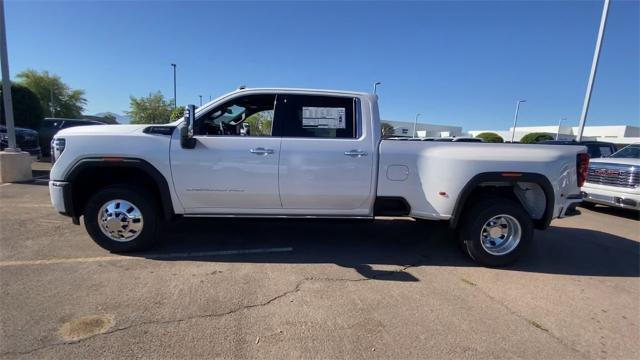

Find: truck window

[598,146,613,157]
[196,94,276,137]
[274,95,356,139]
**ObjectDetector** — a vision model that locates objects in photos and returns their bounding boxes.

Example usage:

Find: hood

[589,157,640,167]
[56,124,146,136]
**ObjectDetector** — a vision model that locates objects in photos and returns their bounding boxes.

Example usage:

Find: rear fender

[449,172,555,230]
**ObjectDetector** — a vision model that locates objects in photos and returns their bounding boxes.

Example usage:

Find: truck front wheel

[84,185,159,252]
[458,197,533,267]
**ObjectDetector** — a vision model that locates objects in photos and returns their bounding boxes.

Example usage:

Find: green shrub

[475,132,504,143]
[520,132,554,144]
[170,106,185,121]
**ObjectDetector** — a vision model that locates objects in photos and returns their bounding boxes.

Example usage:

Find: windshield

[609,144,640,159]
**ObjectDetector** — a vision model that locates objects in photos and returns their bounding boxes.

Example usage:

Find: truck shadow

[133,217,639,280]
[580,205,640,221]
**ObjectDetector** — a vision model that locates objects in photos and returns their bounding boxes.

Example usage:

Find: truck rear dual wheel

[84,185,159,252]
[458,197,533,267]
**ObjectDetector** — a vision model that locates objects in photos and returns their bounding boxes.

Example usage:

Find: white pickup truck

[49,88,589,266]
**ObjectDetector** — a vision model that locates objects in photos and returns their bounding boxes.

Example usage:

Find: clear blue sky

[5,0,639,130]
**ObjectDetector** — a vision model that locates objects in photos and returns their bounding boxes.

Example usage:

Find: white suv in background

[582,144,640,211]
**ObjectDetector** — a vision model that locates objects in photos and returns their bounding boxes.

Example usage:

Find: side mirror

[180,104,197,149]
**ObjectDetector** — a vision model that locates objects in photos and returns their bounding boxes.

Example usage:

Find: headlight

[51,138,66,164]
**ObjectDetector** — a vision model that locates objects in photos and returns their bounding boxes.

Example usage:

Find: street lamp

[199,95,202,106]
[556,117,566,140]
[170,63,177,109]
[373,82,381,94]
[510,100,526,143]
[413,113,422,138]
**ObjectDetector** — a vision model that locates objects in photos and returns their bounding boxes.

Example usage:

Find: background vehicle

[0,125,41,159]
[39,118,105,155]
[582,144,640,210]
[48,88,587,267]
[539,140,617,159]
[434,137,485,142]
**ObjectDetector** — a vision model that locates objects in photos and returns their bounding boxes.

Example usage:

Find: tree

[170,106,185,121]
[475,132,504,143]
[16,69,86,118]
[381,122,395,138]
[520,132,554,144]
[244,111,273,136]
[102,113,117,122]
[127,91,173,124]
[0,83,45,130]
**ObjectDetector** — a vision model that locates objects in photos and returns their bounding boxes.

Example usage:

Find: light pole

[373,82,381,94]
[556,117,566,140]
[171,63,177,109]
[510,100,526,143]
[0,0,17,151]
[413,113,421,138]
[199,95,202,106]
[577,0,610,141]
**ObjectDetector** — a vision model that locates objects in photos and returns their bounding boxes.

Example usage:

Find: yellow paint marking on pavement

[0,247,294,267]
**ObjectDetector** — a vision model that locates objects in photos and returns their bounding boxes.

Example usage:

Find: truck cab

[170,89,378,216]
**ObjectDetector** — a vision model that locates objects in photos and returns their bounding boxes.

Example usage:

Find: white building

[382,120,462,138]
[467,125,639,144]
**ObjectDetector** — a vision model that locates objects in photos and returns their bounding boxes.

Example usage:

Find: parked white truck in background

[582,144,640,210]
[48,88,589,266]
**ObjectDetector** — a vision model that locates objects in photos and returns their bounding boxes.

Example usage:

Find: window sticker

[302,107,346,129]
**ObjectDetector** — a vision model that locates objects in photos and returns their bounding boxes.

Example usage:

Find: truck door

[274,94,375,213]
[170,94,282,212]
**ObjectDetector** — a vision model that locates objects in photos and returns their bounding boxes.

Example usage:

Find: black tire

[458,197,533,267]
[84,185,159,252]
[580,201,597,209]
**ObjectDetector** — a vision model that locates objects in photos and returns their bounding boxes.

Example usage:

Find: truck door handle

[250,147,274,155]
[344,150,368,157]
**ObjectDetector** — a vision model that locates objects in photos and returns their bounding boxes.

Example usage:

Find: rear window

[585,144,615,158]
[274,95,356,139]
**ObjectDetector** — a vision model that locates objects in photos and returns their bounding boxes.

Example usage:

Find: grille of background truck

[586,163,640,188]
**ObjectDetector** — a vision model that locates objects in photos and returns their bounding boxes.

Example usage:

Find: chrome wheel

[480,214,521,256]
[97,199,144,242]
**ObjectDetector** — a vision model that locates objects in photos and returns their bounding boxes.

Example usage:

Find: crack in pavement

[453,272,590,359]
[1,264,417,357]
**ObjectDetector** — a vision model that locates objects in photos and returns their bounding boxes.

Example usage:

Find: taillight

[577,153,590,187]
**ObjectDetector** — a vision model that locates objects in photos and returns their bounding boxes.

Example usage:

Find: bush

[475,132,503,143]
[170,106,185,121]
[520,132,554,144]
[0,83,45,130]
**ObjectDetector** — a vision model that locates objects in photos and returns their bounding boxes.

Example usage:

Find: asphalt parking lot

[1,166,639,359]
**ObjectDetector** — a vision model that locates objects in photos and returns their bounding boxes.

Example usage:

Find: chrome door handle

[250,147,274,155]
[344,150,368,157]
